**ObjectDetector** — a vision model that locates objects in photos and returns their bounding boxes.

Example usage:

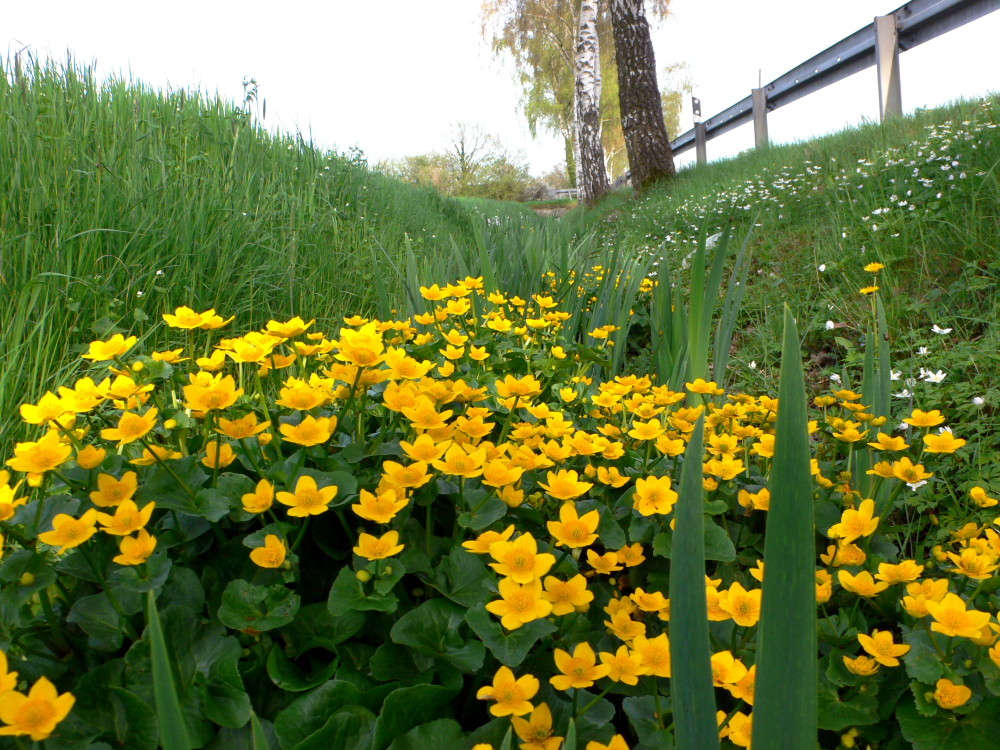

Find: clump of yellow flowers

[1,269,996,748]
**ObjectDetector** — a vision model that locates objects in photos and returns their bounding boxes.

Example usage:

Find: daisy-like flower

[931,324,952,334]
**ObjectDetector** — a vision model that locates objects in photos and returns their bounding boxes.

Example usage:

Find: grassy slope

[0,58,480,453]
[574,95,1000,480]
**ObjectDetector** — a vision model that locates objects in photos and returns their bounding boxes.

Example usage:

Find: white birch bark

[575,0,610,204]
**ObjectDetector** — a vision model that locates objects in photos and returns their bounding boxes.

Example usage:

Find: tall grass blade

[564,717,577,750]
[752,305,817,750]
[146,591,193,750]
[498,726,514,750]
[669,417,720,750]
[250,711,270,750]
[712,228,753,388]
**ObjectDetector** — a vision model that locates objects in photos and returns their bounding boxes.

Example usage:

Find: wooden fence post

[875,14,902,119]
[752,87,769,148]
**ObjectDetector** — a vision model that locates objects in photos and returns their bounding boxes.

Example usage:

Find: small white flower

[973,396,985,405]
[749,361,757,370]
[923,370,946,384]
[155,269,165,277]
[825,320,836,330]
[830,373,841,384]
[818,263,827,272]
[136,291,144,298]
[906,480,928,491]
[917,346,930,356]
[898,422,911,431]
[893,389,912,399]
[931,324,952,334]
[890,370,902,381]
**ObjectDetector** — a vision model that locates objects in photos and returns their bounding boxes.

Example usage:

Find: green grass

[0,56,512,455]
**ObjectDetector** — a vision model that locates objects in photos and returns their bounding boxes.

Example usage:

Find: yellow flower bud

[355,570,372,583]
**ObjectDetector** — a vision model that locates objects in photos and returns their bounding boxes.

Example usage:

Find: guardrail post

[875,14,902,119]
[694,122,707,165]
[752,87,769,148]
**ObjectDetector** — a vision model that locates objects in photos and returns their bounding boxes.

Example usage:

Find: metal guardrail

[669,0,1000,157]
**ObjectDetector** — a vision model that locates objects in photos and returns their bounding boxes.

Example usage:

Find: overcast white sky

[5,1,999,174]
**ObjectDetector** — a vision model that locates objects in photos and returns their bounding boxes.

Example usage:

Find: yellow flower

[615,543,645,567]
[399,434,449,462]
[276,475,338,517]
[95,500,155,536]
[250,534,287,568]
[550,642,609,690]
[381,461,432,490]
[867,433,909,451]
[922,430,966,453]
[485,578,553,630]
[686,378,723,395]
[100,407,158,445]
[537,469,593,501]
[217,413,270,440]
[489,533,555,584]
[719,582,762,626]
[461,524,516,555]
[843,654,880,676]
[599,645,643,686]
[970,486,998,508]
[547,503,600,548]
[183,373,244,413]
[511,702,562,750]
[874,560,924,584]
[859,285,879,295]
[353,530,405,560]
[827,499,879,543]
[632,633,671,677]
[710,651,749,687]
[266,316,314,338]
[81,334,136,361]
[163,306,211,329]
[431,443,486,479]
[587,549,623,575]
[632,475,677,516]
[7,431,73,474]
[541,574,593,615]
[113,529,157,565]
[586,735,629,750]
[38,510,99,553]
[130,445,183,466]
[903,409,945,428]
[933,678,972,710]
[202,441,236,469]
[351,489,407,524]
[0,676,76,741]
[857,629,910,666]
[838,570,889,598]
[630,588,668,613]
[75,445,107,470]
[945,548,1000,580]
[279,415,337,447]
[19,392,68,426]
[476,666,538,717]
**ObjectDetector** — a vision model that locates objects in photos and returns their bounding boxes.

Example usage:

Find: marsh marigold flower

[511,702,562,750]
[353,530,404,560]
[250,534,287,568]
[550,642,609,690]
[279,415,336,447]
[486,578,553,629]
[100,407,158,445]
[632,475,678,516]
[476,666,538,717]
[542,574,593,615]
[7,431,73,475]
[857,629,909,666]
[38,510,99,553]
[113,529,157,566]
[0,676,75,741]
[352,488,407,524]
[933,678,972,709]
[81,334,136,361]
[827,499,879,543]
[489,533,555,583]
[632,633,671,677]
[547,503,600,548]
[95,500,155,536]
[276,475,338,517]
[926,593,993,638]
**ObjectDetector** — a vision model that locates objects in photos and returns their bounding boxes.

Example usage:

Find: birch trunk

[610,0,675,191]
[574,0,610,205]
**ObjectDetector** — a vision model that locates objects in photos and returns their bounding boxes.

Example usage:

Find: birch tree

[609,0,675,190]
[574,0,610,204]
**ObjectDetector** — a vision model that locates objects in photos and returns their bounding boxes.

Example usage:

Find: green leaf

[387,718,464,750]
[327,567,399,615]
[282,603,365,655]
[146,592,193,750]
[290,708,374,750]
[433,548,491,607]
[651,520,735,563]
[457,491,508,530]
[67,592,125,652]
[218,580,300,632]
[0,550,57,605]
[669,418,720,750]
[137,456,208,514]
[753,307,818,750]
[464,606,556,668]
[390,598,485,672]
[897,697,1000,750]
[250,712,273,750]
[203,636,252,728]
[594,504,626,549]
[266,645,338,692]
[623,695,672,745]
[902,625,947,684]
[107,687,158,750]
[273,680,362,749]
[371,684,459,750]
[816,685,880,730]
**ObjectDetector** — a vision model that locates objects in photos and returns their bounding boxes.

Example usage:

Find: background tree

[482,0,672,183]
[609,0,676,190]
[575,0,610,204]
